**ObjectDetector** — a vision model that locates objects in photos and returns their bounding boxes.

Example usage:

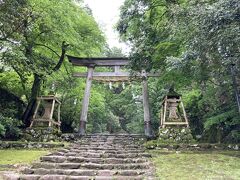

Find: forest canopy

[117,0,240,142]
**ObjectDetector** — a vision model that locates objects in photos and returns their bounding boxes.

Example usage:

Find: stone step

[77,142,142,146]
[58,152,151,158]
[72,145,141,149]
[23,168,146,176]
[5,174,147,180]
[67,145,145,152]
[74,143,142,146]
[86,133,144,135]
[72,143,141,146]
[80,139,143,142]
[78,139,143,142]
[81,137,143,139]
[40,156,148,164]
[32,162,150,170]
[69,147,142,151]
[2,134,154,180]
[77,139,138,141]
[77,140,143,144]
[80,139,143,141]
[84,134,145,137]
[79,137,143,140]
[65,146,144,151]
[62,149,145,154]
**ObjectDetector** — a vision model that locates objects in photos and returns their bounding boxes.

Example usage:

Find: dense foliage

[117,0,240,142]
[0,0,107,136]
[0,0,146,138]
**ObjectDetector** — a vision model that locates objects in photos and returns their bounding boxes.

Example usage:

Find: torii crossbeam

[68,55,159,137]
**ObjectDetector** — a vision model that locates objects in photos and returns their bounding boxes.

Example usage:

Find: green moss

[144,139,184,149]
[144,140,158,149]
[0,149,49,166]
[158,127,195,143]
[150,150,240,180]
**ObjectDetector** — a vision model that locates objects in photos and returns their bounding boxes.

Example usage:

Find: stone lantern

[160,88,189,128]
[30,95,61,130]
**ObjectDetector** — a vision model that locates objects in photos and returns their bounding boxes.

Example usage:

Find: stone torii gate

[67,56,159,137]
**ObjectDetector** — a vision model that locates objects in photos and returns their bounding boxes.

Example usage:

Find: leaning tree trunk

[22,73,42,127]
[22,41,69,127]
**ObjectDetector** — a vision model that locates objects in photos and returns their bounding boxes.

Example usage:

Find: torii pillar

[79,65,95,136]
[142,70,153,138]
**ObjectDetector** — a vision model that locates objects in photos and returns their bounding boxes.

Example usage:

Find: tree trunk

[22,74,42,127]
[231,64,240,114]
[22,41,69,127]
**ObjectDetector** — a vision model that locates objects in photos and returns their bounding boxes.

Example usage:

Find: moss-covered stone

[22,127,61,142]
[158,127,195,143]
[0,141,64,149]
[144,140,240,151]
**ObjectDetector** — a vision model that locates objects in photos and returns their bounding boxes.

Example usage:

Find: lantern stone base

[158,127,195,143]
[22,127,61,142]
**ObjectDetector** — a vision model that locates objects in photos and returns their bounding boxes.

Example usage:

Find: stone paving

[3,134,155,180]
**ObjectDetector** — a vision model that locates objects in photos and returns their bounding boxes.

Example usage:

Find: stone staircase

[3,134,155,180]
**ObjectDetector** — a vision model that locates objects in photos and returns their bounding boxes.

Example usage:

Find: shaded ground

[150,150,240,180]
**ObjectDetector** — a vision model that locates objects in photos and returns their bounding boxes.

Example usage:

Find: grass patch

[0,149,49,167]
[151,150,240,180]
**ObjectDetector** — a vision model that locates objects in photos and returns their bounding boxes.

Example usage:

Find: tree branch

[53,41,70,72]
[35,43,60,57]
[11,65,30,101]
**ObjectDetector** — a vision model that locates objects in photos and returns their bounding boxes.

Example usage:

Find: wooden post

[50,99,55,120]
[114,65,120,73]
[33,99,41,119]
[163,98,167,128]
[180,97,189,127]
[49,99,55,127]
[160,105,164,127]
[58,104,61,131]
[142,70,152,138]
[30,99,41,128]
[79,65,95,136]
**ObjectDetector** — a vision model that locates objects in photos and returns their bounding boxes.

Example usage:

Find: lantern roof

[167,87,181,98]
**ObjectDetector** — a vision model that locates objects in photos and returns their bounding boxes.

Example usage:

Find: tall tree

[117,0,240,142]
[117,0,182,71]
[0,0,106,126]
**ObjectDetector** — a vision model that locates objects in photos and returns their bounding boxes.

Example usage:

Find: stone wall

[22,127,61,142]
[21,127,76,143]
[144,140,240,151]
[158,127,195,143]
[0,141,64,149]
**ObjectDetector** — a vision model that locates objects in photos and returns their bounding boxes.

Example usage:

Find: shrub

[0,114,22,140]
[0,123,5,136]
[144,140,158,149]
[203,109,240,143]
